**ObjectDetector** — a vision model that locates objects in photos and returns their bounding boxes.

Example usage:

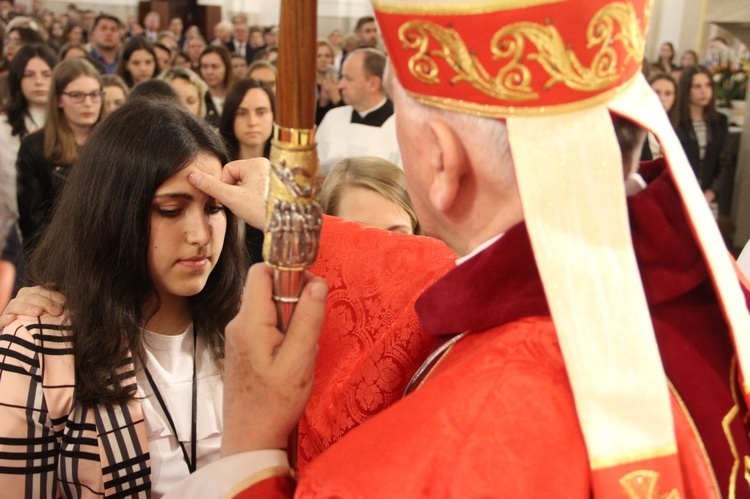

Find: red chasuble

[298,216,457,469]
[237,161,750,497]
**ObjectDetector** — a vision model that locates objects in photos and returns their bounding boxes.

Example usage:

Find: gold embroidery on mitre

[619,470,680,499]
[397,1,646,101]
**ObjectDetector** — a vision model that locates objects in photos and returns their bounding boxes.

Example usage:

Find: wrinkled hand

[189,158,270,229]
[221,264,328,457]
[0,286,65,328]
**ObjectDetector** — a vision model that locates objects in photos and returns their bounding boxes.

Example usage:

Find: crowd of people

[0,4,420,496]
[643,39,740,218]
[0,2,402,288]
[0,0,750,497]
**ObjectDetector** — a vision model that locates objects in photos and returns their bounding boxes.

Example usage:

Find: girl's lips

[178,257,209,270]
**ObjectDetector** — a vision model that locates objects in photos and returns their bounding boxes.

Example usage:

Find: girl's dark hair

[116,36,158,87]
[219,78,275,160]
[29,99,247,407]
[6,43,57,137]
[8,26,45,46]
[200,44,234,90]
[655,41,674,67]
[63,21,82,41]
[674,64,718,129]
[647,71,677,118]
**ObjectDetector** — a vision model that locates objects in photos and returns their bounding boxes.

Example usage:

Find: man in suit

[226,22,254,64]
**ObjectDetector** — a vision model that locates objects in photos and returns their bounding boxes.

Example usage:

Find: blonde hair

[320,156,421,234]
[159,67,208,118]
[44,58,102,165]
[316,38,334,57]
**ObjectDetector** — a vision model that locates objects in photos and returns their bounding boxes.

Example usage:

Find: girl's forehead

[155,154,223,192]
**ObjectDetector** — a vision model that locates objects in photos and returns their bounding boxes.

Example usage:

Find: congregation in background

[0,0,750,497]
[0,1,405,292]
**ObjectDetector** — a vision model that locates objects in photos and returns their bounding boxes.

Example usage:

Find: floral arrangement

[710,60,748,108]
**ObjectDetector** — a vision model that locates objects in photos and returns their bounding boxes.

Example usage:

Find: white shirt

[211,95,225,116]
[0,108,46,216]
[316,100,401,175]
[136,325,224,498]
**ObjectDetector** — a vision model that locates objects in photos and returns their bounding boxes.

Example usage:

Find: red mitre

[374,0,650,117]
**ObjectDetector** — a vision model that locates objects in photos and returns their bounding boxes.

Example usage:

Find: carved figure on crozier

[266,199,323,268]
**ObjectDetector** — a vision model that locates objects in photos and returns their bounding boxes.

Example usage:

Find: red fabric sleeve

[298,215,456,469]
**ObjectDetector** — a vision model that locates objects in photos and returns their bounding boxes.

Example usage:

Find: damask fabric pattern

[236,161,747,497]
[298,215,456,469]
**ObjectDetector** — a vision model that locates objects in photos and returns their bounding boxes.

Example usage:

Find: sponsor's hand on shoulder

[0,285,65,328]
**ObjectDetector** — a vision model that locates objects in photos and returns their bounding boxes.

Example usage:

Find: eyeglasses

[61,90,105,103]
[4,36,22,46]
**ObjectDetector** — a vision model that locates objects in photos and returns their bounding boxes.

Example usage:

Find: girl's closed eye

[207,203,225,215]
[155,205,182,217]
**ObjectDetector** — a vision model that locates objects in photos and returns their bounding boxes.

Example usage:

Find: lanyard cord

[141,327,198,474]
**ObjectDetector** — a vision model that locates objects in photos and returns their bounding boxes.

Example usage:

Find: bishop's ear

[427,119,468,213]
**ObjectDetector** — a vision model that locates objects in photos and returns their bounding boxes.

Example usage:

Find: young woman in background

[0,44,56,216]
[116,36,158,88]
[673,65,731,209]
[16,58,102,250]
[218,78,274,263]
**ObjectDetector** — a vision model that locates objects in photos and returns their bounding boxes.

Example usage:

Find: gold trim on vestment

[668,380,721,496]
[589,445,678,470]
[619,470,680,498]
[722,356,750,497]
[373,0,563,15]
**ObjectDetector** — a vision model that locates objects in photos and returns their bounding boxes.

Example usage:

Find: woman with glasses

[0,27,44,77]
[16,58,102,252]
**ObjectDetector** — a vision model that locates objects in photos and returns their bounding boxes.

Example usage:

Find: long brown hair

[30,99,247,406]
[673,65,719,129]
[43,58,102,165]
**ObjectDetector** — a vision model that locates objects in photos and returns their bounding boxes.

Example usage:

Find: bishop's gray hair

[384,64,514,184]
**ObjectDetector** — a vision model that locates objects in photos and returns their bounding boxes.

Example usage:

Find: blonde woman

[16,58,102,250]
[160,66,207,118]
[315,38,342,124]
[320,156,420,235]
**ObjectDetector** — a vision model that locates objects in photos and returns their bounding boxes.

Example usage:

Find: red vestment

[239,161,750,497]
[298,217,457,468]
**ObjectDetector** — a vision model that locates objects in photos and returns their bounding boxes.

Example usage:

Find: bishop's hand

[221,263,327,456]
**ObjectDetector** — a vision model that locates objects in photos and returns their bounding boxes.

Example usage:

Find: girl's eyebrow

[154,192,193,200]
[154,192,219,203]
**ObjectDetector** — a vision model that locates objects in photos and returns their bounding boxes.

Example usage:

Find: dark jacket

[205,92,220,130]
[15,129,69,252]
[674,113,732,195]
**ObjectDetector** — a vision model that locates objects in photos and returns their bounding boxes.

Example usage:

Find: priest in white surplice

[316,48,401,175]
